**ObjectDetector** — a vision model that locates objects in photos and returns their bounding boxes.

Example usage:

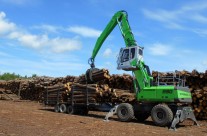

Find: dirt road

[0,101,206,136]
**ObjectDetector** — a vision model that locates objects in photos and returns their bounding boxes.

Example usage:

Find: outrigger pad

[170,106,199,131]
[104,105,119,122]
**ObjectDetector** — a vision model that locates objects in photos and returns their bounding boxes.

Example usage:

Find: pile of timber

[0,69,207,120]
[3,80,21,93]
[0,70,133,102]
[103,74,133,92]
[78,69,110,83]
[63,83,135,104]
[69,83,98,103]
[44,82,135,105]
[18,80,44,101]
[152,70,207,119]
[32,76,77,86]
[44,83,66,105]
[0,80,6,88]
[186,70,207,119]
[0,75,77,101]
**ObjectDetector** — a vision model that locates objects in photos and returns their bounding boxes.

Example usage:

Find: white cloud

[8,31,82,52]
[142,9,183,30]
[192,29,207,37]
[202,60,207,66]
[105,62,112,66]
[142,1,207,35]
[0,0,31,5]
[50,38,81,53]
[68,26,101,38]
[148,43,173,56]
[142,9,178,22]
[32,24,62,33]
[1,11,82,53]
[190,14,207,24]
[0,12,16,34]
[181,2,207,12]
[143,1,207,23]
[103,48,112,57]
[8,32,49,48]
[0,57,87,77]
[0,51,12,57]
[146,43,207,72]
[133,31,143,37]
[18,34,48,49]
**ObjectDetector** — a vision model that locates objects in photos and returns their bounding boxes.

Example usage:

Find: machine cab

[117,46,143,71]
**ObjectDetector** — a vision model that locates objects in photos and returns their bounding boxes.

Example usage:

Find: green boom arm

[89,10,137,67]
[88,10,153,90]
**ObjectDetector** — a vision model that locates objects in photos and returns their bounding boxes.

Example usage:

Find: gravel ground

[0,100,207,136]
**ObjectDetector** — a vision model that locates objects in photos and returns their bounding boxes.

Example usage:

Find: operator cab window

[121,49,129,62]
[130,48,135,59]
[139,48,143,56]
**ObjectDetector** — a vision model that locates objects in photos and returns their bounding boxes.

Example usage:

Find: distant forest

[0,72,37,81]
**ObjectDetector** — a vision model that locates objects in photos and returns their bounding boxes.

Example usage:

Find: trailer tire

[135,113,150,122]
[117,103,134,122]
[54,104,60,112]
[151,104,173,127]
[59,104,67,113]
[67,105,74,114]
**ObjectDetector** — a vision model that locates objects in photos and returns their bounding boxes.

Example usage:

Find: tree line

[0,72,37,81]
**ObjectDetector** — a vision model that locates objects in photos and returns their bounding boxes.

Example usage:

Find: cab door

[117,47,138,71]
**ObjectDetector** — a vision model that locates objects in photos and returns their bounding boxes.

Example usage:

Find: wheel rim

[121,108,128,116]
[157,111,164,120]
[60,104,66,113]
[151,104,173,127]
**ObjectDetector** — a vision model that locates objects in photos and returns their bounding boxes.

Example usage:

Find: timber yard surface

[0,100,206,136]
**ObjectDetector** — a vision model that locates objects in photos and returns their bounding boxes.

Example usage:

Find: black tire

[67,105,74,114]
[54,104,60,112]
[117,103,134,122]
[151,104,173,127]
[59,104,67,113]
[134,112,150,122]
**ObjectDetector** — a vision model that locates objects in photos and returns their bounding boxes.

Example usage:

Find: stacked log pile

[32,76,77,86]
[185,70,207,119]
[3,80,21,93]
[63,83,135,104]
[18,80,43,101]
[0,69,206,119]
[68,69,134,104]
[0,70,133,103]
[44,83,66,105]
[0,81,6,88]
[78,69,110,83]
[103,74,133,92]
[69,83,99,103]
[152,70,207,119]
[0,76,77,101]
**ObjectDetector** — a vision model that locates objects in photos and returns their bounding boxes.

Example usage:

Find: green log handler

[86,10,199,130]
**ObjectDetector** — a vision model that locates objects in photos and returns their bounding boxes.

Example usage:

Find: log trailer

[44,83,116,115]
[86,10,198,130]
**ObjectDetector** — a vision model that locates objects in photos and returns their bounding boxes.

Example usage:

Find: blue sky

[0,0,207,77]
